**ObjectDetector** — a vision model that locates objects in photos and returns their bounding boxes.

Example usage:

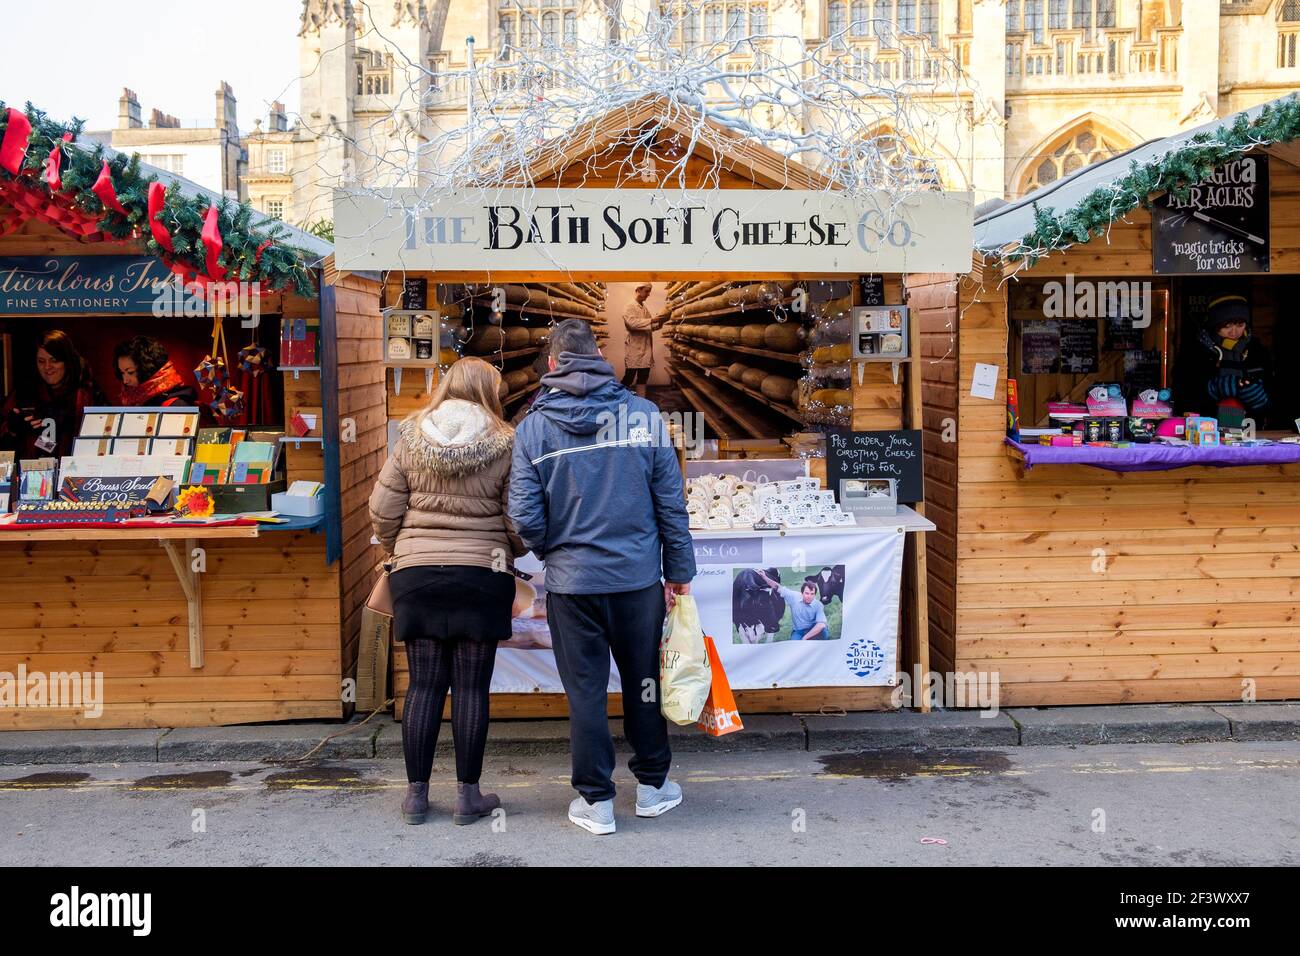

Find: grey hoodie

[508,352,696,595]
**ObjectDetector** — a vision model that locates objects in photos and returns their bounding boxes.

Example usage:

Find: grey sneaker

[568,796,616,835]
[635,779,683,818]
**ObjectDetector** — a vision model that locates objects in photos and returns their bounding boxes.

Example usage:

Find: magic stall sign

[333,187,974,273]
[0,256,173,314]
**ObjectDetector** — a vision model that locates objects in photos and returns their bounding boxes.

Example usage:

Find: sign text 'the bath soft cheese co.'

[333,188,974,274]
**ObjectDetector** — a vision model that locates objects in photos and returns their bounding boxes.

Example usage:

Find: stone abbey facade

[242,0,1300,226]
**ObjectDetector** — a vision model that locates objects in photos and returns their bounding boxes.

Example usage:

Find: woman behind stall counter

[113,335,199,407]
[0,330,106,458]
[368,356,527,827]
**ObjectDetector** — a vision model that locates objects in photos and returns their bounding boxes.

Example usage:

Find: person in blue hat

[1177,294,1273,428]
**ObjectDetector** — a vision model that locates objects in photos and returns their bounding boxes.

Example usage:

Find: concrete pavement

[0,702,1296,765]
[2,741,1297,866]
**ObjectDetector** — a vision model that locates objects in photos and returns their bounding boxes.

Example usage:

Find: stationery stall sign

[1152,155,1270,275]
[333,187,975,274]
[492,529,904,693]
[60,475,168,503]
[0,256,173,314]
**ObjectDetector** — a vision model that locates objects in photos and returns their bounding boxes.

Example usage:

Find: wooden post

[161,537,204,669]
[904,282,931,712]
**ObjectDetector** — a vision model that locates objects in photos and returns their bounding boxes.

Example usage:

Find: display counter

[390,508,935,719]
[1005,437,1300,472]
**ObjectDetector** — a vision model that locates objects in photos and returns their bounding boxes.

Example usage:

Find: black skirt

[389,565,515,643]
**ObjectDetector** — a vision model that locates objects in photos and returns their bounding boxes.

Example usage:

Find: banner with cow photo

[490,528,904,693]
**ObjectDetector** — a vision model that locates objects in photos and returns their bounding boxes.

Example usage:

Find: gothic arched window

[1027,127,1124,192]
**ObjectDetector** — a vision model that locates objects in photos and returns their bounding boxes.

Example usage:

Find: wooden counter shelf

[469,345,543,363]
[669,295,796,322]
[469,300,603,324]
[0,525,258,542]
[0,522,260,671]
[671,364,776,438]
[673,332,803,365]
[502,384,540,407]
[673,355,803,425]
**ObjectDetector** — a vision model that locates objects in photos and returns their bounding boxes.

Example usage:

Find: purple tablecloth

[1006,438,1300,472]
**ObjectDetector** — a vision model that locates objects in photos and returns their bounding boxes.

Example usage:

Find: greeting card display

[281,316,320,367]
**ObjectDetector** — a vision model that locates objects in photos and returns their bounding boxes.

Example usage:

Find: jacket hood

[531,352,625,436]
[400,399,513,476]
[539,351,618,396]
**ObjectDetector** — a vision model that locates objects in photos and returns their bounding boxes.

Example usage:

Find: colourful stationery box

[210,479,287,515]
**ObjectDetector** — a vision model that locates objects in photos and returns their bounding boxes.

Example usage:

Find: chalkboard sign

[858,274,885,306]
[1153,154,1270,275]
[1058,319,1098,374]
[402,277,428,310]
[825,429,924,504]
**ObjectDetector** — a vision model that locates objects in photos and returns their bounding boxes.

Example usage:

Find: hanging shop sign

[333,188,974,274]
[1152,155,1270,275]
[0,256,173,314]
[494,528,904,693]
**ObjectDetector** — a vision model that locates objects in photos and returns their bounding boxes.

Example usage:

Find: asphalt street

[1,742,1297,866]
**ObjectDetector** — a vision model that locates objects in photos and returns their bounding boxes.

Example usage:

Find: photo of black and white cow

[731,566,785,644]
[810,565,845,606]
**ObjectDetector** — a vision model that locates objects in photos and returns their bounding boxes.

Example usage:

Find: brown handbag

[365,562,393,617]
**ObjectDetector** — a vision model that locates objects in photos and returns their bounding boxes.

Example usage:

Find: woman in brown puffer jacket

[369,357,526,826]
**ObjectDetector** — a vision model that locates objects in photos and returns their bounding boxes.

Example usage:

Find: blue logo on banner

[845,639,885,678]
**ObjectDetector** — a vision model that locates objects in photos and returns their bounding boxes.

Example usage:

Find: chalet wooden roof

[490,94,833,191]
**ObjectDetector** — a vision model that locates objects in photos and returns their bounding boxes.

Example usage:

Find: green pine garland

[0,101,316,297]
[1007,94,1300,266]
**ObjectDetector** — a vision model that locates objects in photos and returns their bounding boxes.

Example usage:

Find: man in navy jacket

[510,319,696,835]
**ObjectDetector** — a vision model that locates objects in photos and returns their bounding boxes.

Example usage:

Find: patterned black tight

[401,638,498,784]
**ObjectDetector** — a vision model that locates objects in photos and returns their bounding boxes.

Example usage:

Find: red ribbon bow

[147,181,174,253]
[44,133,73,192]
[201,204,226,280]
[0,108,32,176]
[91,160,128,215]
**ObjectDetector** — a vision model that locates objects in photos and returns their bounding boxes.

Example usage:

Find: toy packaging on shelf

[1085,384,1129,417]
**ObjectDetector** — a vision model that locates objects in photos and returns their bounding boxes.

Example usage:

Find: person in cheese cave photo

[620,281,665,396]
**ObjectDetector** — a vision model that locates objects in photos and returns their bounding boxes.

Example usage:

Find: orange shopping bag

[696,635,743,737]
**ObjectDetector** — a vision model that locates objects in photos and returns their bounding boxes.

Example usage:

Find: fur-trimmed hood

[399,399,513,477]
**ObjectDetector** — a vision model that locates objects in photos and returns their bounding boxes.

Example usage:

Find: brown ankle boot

[453,782,501,825]
[402,782,429,825]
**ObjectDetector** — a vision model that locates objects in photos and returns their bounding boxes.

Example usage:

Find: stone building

[86,84,247,199]
[249,0,1300,226]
